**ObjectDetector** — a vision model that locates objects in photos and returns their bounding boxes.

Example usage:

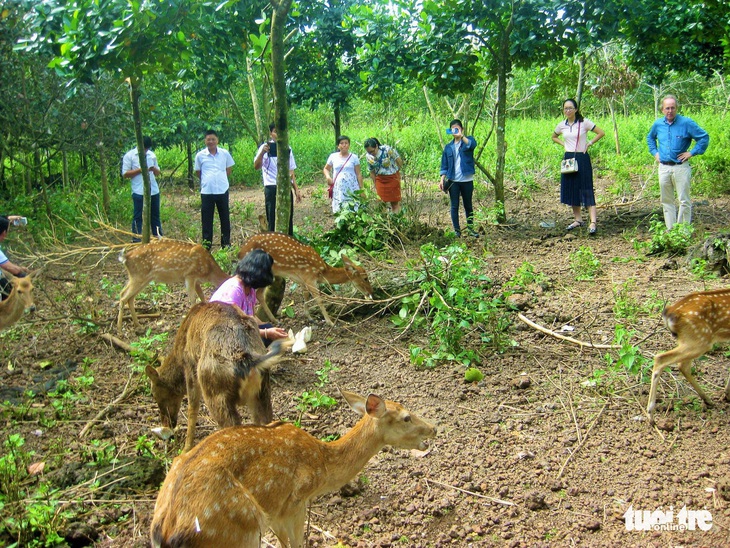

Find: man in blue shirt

[647,95,709,229]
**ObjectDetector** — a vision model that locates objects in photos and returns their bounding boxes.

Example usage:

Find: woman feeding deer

[209,249,288,345]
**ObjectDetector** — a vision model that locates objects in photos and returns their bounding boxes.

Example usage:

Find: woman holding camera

[551,98,605,235]
[364,138,404,214]
[439,119,478,238]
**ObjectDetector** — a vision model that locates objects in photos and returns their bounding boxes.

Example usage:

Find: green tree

[18,0,199,242]
[407,0,570,224]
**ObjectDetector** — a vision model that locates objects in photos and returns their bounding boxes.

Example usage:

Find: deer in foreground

[0,274,35,331]
[117,239,229,333]
[150,389,436,548]
[648,288,730,425]
[145,302,292,452]
[238,232,373,326]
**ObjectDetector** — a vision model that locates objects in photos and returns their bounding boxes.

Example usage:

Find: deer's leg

[248,369,273,424]
[677,359,713,406]
[185,279,202,305]
[306,283,334,326]
[255,287,277,323]
[184,374,201,453]
[275,507,307,548]
[117,280,142,332]
[647,355,666,425]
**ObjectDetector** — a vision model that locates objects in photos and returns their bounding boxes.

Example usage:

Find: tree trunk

[608,99,621,155]
[247,56,265,141]
[34,149,52,219]
[186,141,194,190]
[267,0,294,317]
[62,150,69,190]
[129,76,152,243]
[492,31,510,225]
[98,135,110,216]
[576,54,586,106]
[333,104,341,148]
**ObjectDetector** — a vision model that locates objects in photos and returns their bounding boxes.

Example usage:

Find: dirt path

[2,180,730,547]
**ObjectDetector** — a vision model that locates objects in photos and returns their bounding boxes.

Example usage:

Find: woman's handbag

[560,121,581,174]
[561,157,578,174]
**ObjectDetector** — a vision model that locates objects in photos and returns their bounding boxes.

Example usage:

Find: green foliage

[613,279,663,321]
[504,262,548,292]
[569,246,601,281]
[604,325,651,379]
[393,243,513,368]
[130,329,169,372]
[690,258,720,280]
[82,440,118,467]
[0,435,72,546]
[647,220,694,255]
[295,391,337,415]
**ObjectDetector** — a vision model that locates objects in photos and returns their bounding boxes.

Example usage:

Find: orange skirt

[375,172,402,202]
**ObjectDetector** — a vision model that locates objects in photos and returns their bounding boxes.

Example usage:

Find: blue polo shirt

[647,114,709,163]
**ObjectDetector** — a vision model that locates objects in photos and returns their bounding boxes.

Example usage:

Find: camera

[267,140,277,158]
[446,128,460,135]
[12,217,27,227]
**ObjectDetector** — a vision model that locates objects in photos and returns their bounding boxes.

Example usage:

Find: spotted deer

[648,288,730,425]
[117,239,229,332]
[0,274,35,331]
[150,389,436,548]
[238,232,373,325]
[145,302,292,452]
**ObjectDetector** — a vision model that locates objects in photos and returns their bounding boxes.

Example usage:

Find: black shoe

[566,220,585,231]
[588,222,597,235]
[467,229,480,238]
[454,231,462,238]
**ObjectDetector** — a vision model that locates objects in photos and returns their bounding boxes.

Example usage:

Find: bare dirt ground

[2,175,730,547]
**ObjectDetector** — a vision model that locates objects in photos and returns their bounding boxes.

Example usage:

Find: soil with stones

[2,174,730,547]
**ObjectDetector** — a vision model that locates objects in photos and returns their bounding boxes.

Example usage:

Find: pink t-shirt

[209,277,257,316]
[554,118,596,153]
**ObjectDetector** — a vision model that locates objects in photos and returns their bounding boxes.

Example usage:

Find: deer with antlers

[117,239,230,332]
[648,288,730,425]
[238,232,373,325]
[150,389,436,547]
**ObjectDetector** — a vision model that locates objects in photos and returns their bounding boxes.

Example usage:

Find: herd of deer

[4,231,730,546]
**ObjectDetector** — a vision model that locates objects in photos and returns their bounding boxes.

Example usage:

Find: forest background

[1,0,730,238]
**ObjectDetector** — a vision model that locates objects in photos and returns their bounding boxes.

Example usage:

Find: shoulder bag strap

[333,154,352,184]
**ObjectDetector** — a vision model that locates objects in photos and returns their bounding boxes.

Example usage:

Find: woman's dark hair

[235,249,274,289]
[0,216,9,235]
[563,99,584,122]
[364,137,381,149]
[336,135,350,146]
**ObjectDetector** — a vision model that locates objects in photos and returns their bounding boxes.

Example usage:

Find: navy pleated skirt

[560,152,595,207]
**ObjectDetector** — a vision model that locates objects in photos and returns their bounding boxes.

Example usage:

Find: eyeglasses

[563,107,575,111]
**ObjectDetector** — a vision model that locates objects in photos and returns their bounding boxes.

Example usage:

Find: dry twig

[79,372,138,438]
[518,313,620,349]
[556,402,608,479]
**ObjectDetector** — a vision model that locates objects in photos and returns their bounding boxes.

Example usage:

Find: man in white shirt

[254,123,301,233]
[122,136,162,241]
[194,130,235,249]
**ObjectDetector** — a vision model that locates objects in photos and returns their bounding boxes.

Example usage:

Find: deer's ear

[365,394,386,418]
[145,364,159,380]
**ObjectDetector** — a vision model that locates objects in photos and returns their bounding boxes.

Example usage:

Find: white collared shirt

[194,147,235,194]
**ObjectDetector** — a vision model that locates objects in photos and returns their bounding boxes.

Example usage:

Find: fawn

[648,288,730,425]
[238,232,373,325]
[117,239,229,332]
[150,389,436,547]
[145,302,292,452]
[0,274,35,331]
